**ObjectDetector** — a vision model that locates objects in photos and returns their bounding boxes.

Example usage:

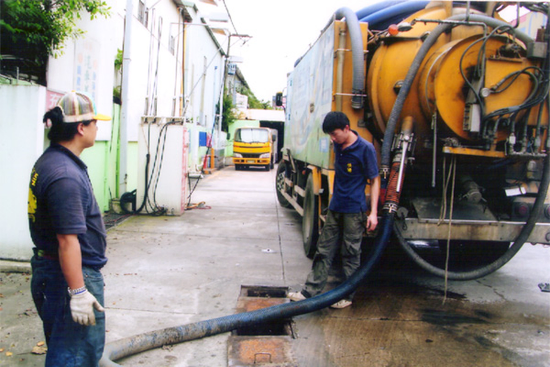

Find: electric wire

[481,10,550,125]
[458,25,514,117]
[457,18,548,151]
[144,120,178,215]
[221,0,238,35]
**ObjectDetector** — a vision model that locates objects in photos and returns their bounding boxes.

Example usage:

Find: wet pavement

[0,164,549,366]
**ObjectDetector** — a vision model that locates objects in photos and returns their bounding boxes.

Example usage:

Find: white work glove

[70,290,105,326]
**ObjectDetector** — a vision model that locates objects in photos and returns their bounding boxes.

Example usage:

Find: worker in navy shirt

[289,111,380,309]
[28,91,110,366]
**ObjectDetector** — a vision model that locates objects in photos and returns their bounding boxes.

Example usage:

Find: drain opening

[241,285,288,298]
[233,285,293,336]
[234,322,291,336]
[228,286,296,366]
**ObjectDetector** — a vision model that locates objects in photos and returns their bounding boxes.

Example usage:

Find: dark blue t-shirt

[28,144,107,269]
[329,131,379,213]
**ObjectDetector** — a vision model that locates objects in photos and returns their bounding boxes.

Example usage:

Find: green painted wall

[80,104,138,212]
[81,141,111,212]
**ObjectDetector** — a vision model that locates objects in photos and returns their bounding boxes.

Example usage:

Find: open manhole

[233,285,292,337]
[228,285,296,366]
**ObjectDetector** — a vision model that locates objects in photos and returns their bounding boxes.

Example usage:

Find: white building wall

[124,0,184,141]
[183,7,226,171]
[0,85,46,260]
[46,6,118,141]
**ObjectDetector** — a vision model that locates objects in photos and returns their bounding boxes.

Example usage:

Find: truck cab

[233,127,276,171]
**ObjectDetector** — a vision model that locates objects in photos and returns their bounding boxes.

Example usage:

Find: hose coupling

[383,202,399,214]
[351,91,365,110]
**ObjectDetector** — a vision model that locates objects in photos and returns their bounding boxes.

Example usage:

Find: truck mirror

[227,133,231,140]
[275,92,283,107]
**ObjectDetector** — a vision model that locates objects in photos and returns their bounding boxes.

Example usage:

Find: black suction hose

[396,152,550,280]
[100,213,395,366]
[379,13,541,280]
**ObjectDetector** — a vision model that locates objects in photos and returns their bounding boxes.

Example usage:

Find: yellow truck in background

[233,127,277,171]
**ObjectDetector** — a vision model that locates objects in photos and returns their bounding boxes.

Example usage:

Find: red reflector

[388,24,399,36]
[516,203,529,217]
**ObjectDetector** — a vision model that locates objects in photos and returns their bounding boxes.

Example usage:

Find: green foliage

[113,85,121,100]
[238,85,272,110]
[0,0,110,83]
[219,89,237,133]
[114,48,123,72]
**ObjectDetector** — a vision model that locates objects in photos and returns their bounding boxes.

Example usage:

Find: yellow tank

[367,4,548,155]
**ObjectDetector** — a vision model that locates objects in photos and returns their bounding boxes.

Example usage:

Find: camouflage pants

[303,210,367,300]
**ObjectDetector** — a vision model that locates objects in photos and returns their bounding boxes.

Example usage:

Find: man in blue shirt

[289,111,380,309]
[28,91,110,366]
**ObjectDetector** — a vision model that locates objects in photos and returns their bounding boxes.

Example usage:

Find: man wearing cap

[28,91,110,366]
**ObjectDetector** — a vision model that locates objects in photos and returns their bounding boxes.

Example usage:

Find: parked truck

[233,127,276,171]
[276,1,549,279]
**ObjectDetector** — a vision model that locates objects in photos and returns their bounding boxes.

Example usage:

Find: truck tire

[276,162,291,208]
[302,174,319,259]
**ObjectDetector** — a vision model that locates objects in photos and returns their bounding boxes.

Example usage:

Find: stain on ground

[291,262,550,367]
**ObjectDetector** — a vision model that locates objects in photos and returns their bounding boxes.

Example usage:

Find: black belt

[35,249,59,261]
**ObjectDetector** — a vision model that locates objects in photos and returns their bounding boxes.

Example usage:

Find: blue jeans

[31,254,105,367]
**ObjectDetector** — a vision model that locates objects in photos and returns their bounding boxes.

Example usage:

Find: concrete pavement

[0,165,310,366]
[1,164,549,366]
[102,165,310,366]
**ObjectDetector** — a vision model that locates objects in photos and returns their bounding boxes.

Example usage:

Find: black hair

[43,106,92,143]
[322,111,350,134]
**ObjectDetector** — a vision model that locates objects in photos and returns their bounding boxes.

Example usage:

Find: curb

[0,260,32,273]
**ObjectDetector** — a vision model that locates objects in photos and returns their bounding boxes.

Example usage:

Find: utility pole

[119,0,133,197]
[223,34,251,97]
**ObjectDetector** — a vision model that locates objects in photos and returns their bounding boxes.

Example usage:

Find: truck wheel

[270,157,274,170]
[265,164,270,171]
[302,174,319,258]
[276,162,291,208]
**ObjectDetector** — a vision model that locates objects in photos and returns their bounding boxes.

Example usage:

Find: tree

[237,85,272,110]
[0,0,110,85]
[218,88,237,133]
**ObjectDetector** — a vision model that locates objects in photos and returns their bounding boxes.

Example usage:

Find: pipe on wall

[334,7,365,109]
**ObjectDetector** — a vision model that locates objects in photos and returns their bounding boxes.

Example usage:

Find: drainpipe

[180,8,186,116]
[119,0,133,196]
[334,7,365,110]
[335,27,346,112]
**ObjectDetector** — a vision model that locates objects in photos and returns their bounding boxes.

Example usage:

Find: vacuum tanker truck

[275,1,550,279]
